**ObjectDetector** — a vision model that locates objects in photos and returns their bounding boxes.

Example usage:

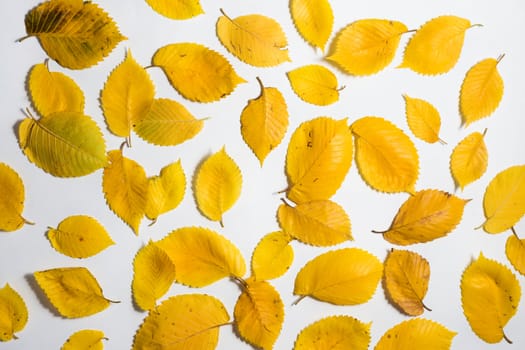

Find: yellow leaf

[100,50,155,142]
[286,117,353,203]
[61,330,105,350]
[152,42,245,102]
[102,150,148,235]
[383,249,430,316]
[132,242,176,311]
[350,116,419,193]
[482,165,525,233]
[461,253,521,343]
[375,318,456,350]
[234,277,284,350]
[506,233,525,275]
[277,200,352,246]
[403,95,444,144]
[156,226,246,287]
[294,248,382,305]
[0,163,28,232]
[327,19,407,76]
[399,15,474,75]
[217,10,290,67]
[375,189,468,245]
[290,0,333,51]
[134,98,204,146]
[194,147,242,225]
[22,0,126,69]
[450,129,488,190]
[47,215,114,258]
[133,294,229,350]
[294,315,371,350]
[251,231,293,280]
[145,0,204,20]
[240,77,289,166]
[28,61,84,117]
[460,56,504,126]
[287,64,340,106]
[18,111,108,177]
[0,284,28,342]
[33,267,113,318]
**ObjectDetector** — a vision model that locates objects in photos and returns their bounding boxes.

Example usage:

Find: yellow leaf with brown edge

[133,294,229,350]
[251,231,293,281]
[450,129,488,191]
[506,232,525,275]
[290,0,333,51]
[234,277,284,350]
[0,163,30,232]
[217,10,290,67]
[21,0,126,69]
[47,215,114,258]
[287,64,340,106]
[145,0,204,20]
[61,330,105,350]
[403,95,444,144]
[0,284,28,342]
[461,253,521,344]
[327,19,407,76]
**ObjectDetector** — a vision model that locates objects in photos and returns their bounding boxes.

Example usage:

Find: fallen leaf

[450,129,488,190]
[287,64,340,106]
[506,232,525,275]
[144,0,204,20]
[0,163,28,232]
[290,0,333,51]
[251,231,293,280]
[61,330,105,350]
[0,284,28,342]
[403,95,444,144]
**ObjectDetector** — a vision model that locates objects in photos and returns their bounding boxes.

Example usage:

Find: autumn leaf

[290,0,333,51]
[152,42,245,102]
[144,0,204,20]
[287,64,340,106]
[217,9,290,67]
[403,95,444,144]
[0,284,28,342]
[350,116,419,193]
[21,0,126,69]
[133,294,229,350]
[0,163,29,232]
[61,330,105,350]
[47,215,114,258]
[506,232,525,275]
[461,253,521,343]
[294,248,382,305]
[450,129,488,190]
[234,277,284,350]
[251,231,293,281]
[294,316,371,350]
[240,77,289,166]
[327,19,407,76]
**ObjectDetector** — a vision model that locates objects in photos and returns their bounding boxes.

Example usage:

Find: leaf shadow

[24,273,62,318]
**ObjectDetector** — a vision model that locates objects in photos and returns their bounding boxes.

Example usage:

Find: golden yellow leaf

[350,116,419,193]
[375,318,456,350]
[460,56,504,126]
[450,129,488,190]
[403,95,443,144]
[383,249,430,316]
[133,294,229,350]
[277,199,352,246]
[240,77,289,166]
[251,231,293,281]
[100,50,155,143]
[152,42,245,102]
[102,150,148,235]
[290,0,333,51]
[294,248,382,305]
[287,64,340,106]
[194,147,242,225]
[47,215,114,258]
[18,111,108,177]
[33,267,113,318]
[28,61,84,117]
[61,330,105,350]
[461,253,521,343]
[375,189,468,245]
[399,15,473,75]
[132,242,176,311]
[327,19,407,76]
[217,10,290,67]
[482,165,525,234]
[506,233,525,275]
[294,315,371,350]
[22,0,126,69]
[286,117,353,204]
[134,98,204,146]
[234,277,284,350]
[156,226,246,287]
[145,0,204,20]
[0,163,28,232]
[0,284,28,342]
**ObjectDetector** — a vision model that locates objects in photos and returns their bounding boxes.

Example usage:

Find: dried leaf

[0,284,28,342]
[450,129,488,190]
[144,0,204,20]
[61,330,105,350]
[251,231,293,280]
[403,95,443,144]
[290,0,333,51]
[287,64,339,106]
[0,163,28,232]
[506,233,525,275]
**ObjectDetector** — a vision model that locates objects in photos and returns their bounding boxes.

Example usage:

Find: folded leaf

[461,253,521,343]
[403,95,443,144]
[287,64,339,106]
[0,284,28,342]
[47,215,114,258]
[145,0,204,20]
[0,163,28,232]
[22,0,125,69]
[294,248,382,305]
[327,19,407,76]
[61,330,105,350]
[506,233,525,275]
[251,231,293,280]
[234,277,284,350]
[450,129,488,190]
[290,0,333,51]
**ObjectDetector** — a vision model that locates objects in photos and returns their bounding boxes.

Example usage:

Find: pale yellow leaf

[403,95,443,144]
[290,0,333,51]
[450,129,488,190]
[0,163,28,232]
[145,0,204,20]
[0,284,28,342]
[251,231,293,280]
[61,330,105,350]
[287,64,339,106]
[506,233,525,275]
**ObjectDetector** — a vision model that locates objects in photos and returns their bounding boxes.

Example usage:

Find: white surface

[1,0,525,349]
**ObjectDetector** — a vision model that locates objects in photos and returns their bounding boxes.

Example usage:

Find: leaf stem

[497,54,506,64]
[371,229,386,234]
[511,226,520,239]
[219,8,232,21]
[16,35,31,43]
[292,295,307,305]
[421,300,432,312]
[502,330,513,344]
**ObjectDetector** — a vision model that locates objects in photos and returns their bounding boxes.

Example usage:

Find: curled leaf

[144,0,204,20]
[287,64,340,106]
[0,163,28,232]
[251,231,294,281]
[450,129,488,190]
[506,233,525,275]
[403,95,443,144]
[0,284,28,342]
[290,0,333,51]
[61,330,105,350]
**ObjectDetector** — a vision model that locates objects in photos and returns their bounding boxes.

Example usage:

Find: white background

[1,1,525,349]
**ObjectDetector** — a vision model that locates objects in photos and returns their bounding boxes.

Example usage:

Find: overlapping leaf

[61,330,105,350]
[403,95,444,144]
[287,65,339,106]
[251,231,293,281]
[0,163,28,232]
[144,0,204,20]
[450,129,488,190]
[290,0,333,51]
[506,233,525,275]
[0,284,28,342]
